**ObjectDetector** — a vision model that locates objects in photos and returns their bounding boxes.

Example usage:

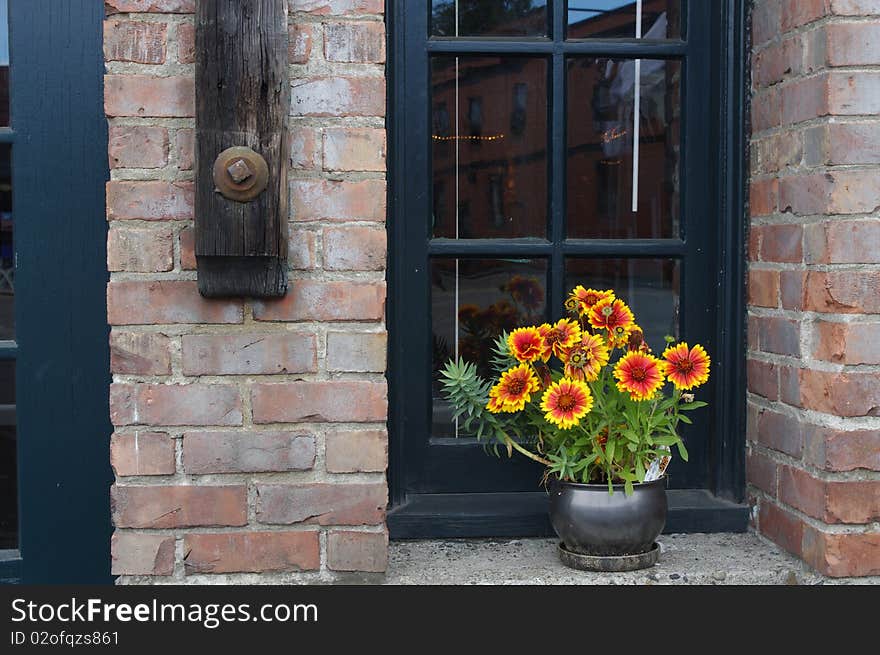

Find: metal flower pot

[549,477,667,559]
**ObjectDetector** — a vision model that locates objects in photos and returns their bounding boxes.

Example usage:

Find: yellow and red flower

[588,297,635,337]
[663,342,710,390]
[563,333,610,382]
[541,378,593,429]
[568,286,614,316]
[626,325,649,353]
[613,351,667,401]
[538,318,582,360]
[487,364,541,413]
[508,326,546,363]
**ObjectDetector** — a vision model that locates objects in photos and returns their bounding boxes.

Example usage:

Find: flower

[588,297,635,337]
[563,333,610,382]
[487,364,541,413]
[663,342,711,390]
[541,378,593,429]
[538,318,582,360]
[626,325,650,353]
[613,351,667,401]
[568,286,614,316]
[508,326,546,363]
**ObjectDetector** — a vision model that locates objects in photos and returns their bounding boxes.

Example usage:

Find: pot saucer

[557,542,660,572]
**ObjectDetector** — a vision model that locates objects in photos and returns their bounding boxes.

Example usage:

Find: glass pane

[432,258,548,438]
[432,56,548,238]
[0,144,11,339]
[0,0,7,126]
[567,1,681,39]
[567,57,681,239]
[431,0,548,37]
[0,360,15,549]
[565,258,679,350]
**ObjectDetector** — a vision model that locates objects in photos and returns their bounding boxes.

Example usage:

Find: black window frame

[388,0,750,538]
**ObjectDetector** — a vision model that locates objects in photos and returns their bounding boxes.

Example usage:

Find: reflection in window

[432,0,548,37]
[0,360,13,549]
[567,57,681,239]
[0,0,7,126]
[432,258,548,438]
[567,0,681,39]
[432,56,548,239]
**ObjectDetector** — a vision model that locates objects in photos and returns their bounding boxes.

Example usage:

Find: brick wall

[104,0,389,582]
[748,0,880,577]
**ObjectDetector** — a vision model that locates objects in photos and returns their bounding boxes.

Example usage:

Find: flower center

[679,360,694,373]
[507,379,525,395]
[570,351,584,365]
[631,367,647,382]
[557,393,576,412]
[602,305,614,317]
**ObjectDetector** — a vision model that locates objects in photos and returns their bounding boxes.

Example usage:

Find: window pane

[0,144,11,339]
[432,56,548,239]
[567,57,681,239]
[432,258,548,438]
[0,360,15,549]
[567,1,681,39]
[565,258,679,349]
[0,0,7,126]
[431,0,548,37]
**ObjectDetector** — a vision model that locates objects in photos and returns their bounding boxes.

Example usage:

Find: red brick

[779,365,802,406]
[327,530,388,572]
[747,269,779,308]
[803,270,880,313]
[296,0,385,16]
[749,178,778,216]
[183,431,315,474]
[780,270,804,310]
[107,180,193,221]
[289,24,314,64]
[755,131,803,174]
[179,227,196,269]
[757,223,802,262]
[747,358,779,400]
[182,334,317,375]
[252,280,384,322]
[323,226,386,271]
[803,123,880,166]
[251,380,387,423]
[108,225,173,272]
[290,126,320,169]
[747,450,778,496]
[752,0,781,47]
[751,86,781,132]
[323,127,386,171]
[288,228,317,269]
[780,0,828,31]
[109,382,243,426]
[754,37,803,88]
[177,22,195,64]
[105,0,195,12]
[111,431,176,476]
[256,483,386,525]
[325,429,387,473]
[290,179,386,222]
[757,408,804,458]
[831,0,880,15]
[756,315,801,356]
[110,331,172,375]
[108,280,243,325]
[324,22,385,63]
[826,480,880,523]
[804,220,880,264]
[803,528,880,577]
[813,320,880,364]
[291,76,385,117]
[105,74,194,117]
[781,75,828,125]
[104,19,165,65]
[759,501,805,559]
[111,532,175,576]
[184,532,320,574]
[780,171,880,215]
[176,128,194,170]
[818,428,880,472]
[799,369,880,416]
[824,22,880,66]
[326,331,387,372]
[108,126,168,168]
[112,485,247,528]
[778,466,825,520]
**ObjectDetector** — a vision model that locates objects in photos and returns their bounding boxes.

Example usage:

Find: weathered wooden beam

[195,0,289,298]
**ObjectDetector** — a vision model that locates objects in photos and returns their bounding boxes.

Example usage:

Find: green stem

[501,431,552,467]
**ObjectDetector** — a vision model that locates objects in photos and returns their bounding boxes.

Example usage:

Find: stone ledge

[385,532,879,585]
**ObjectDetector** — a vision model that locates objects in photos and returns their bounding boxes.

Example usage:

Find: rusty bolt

[227,159,253,184]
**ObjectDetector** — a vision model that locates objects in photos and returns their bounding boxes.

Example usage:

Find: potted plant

[440,285,711,571]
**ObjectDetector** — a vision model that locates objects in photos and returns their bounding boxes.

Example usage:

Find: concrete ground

[385,532,877,585]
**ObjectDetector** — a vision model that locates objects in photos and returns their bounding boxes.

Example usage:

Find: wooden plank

[195,0,289,297]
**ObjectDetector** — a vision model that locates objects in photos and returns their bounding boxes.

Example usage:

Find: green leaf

[678,400,708,411]
[676,440,689,462]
